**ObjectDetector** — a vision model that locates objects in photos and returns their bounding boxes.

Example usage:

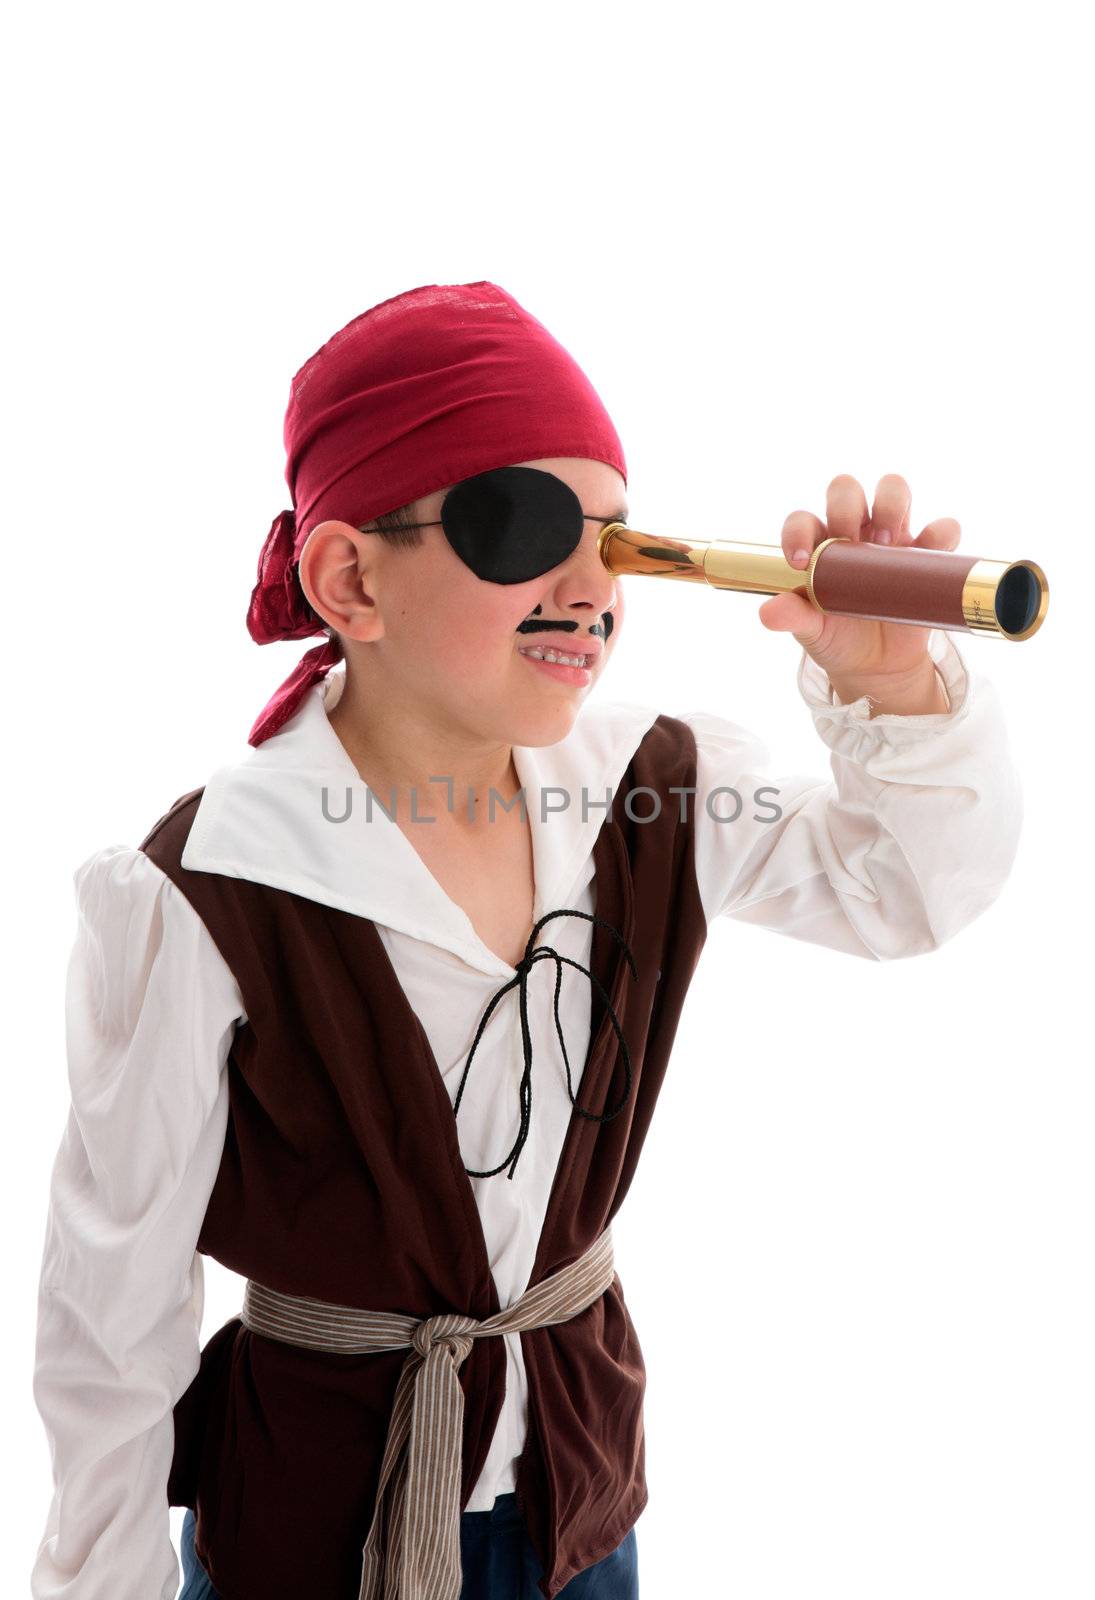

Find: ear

[297,521,386,643]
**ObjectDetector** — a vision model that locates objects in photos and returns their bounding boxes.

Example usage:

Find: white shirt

[31,630,1022,1598]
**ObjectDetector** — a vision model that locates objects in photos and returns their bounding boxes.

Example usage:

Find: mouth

[517,643,596,684]
[516,644,596,668]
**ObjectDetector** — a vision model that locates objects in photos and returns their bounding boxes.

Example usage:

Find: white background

[8,3,1091,1595]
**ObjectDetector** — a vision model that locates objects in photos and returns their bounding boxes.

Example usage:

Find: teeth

[519,647,590,668]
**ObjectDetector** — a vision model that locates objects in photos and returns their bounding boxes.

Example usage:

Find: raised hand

[758,473,953,715]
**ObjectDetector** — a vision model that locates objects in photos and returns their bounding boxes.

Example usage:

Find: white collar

[181,660,660,977]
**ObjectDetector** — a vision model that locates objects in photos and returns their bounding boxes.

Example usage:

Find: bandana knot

[246,508,318,643]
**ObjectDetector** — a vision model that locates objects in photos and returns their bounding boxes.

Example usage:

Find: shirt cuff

[797,628,973,744]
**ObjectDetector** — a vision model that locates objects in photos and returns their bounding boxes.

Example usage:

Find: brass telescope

[596,524,1049,641]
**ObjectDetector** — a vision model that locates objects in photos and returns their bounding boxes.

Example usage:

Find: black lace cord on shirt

[453,907,638,1181]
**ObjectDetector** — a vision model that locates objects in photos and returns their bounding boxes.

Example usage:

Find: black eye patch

[441,466,586,584]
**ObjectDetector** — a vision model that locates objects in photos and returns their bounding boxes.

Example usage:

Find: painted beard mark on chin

[516,605,615,641]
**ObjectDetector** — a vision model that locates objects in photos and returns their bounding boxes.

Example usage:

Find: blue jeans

[179,1492,639,1597]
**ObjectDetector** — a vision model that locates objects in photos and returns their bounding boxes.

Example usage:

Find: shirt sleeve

[680,628,1024,959]
[31,844,246,1599]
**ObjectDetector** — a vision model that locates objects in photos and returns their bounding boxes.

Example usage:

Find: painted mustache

[516,606,614,642]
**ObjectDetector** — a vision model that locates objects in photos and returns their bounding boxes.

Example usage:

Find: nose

[550,525,619,619]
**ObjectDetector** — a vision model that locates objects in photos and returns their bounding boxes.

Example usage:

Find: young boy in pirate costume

[31,281,1022,1600]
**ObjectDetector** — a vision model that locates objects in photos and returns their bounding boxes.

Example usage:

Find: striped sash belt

[239,1226,616,1600]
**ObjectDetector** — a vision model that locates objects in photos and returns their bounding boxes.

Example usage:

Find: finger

[870,474,912,546]
[910,516,961,552]
[757,591,826,646]
[781,508,825,571]
[826,474,871,545]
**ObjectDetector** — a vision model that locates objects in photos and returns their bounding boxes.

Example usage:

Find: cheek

[487,578,554,649]
[420,580,527,668]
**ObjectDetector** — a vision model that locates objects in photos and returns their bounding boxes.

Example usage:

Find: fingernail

[792,548,811,567]
[875,528,892,544]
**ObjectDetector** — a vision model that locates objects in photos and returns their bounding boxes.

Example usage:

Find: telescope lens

[995,565,1042,637]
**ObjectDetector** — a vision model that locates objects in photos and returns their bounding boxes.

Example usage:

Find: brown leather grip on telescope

[811,540,978,628]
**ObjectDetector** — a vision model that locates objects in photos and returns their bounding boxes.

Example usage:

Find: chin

[507,695,587,748]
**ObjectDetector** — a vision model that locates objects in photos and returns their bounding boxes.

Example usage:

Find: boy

[32,281,1022,1600]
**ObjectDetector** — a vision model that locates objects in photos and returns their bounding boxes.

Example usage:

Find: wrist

[828,656,950,718]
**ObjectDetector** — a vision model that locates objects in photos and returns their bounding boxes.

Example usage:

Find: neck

[325,666,521,829]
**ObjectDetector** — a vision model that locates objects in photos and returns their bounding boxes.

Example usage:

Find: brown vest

[139,712,709,1600]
